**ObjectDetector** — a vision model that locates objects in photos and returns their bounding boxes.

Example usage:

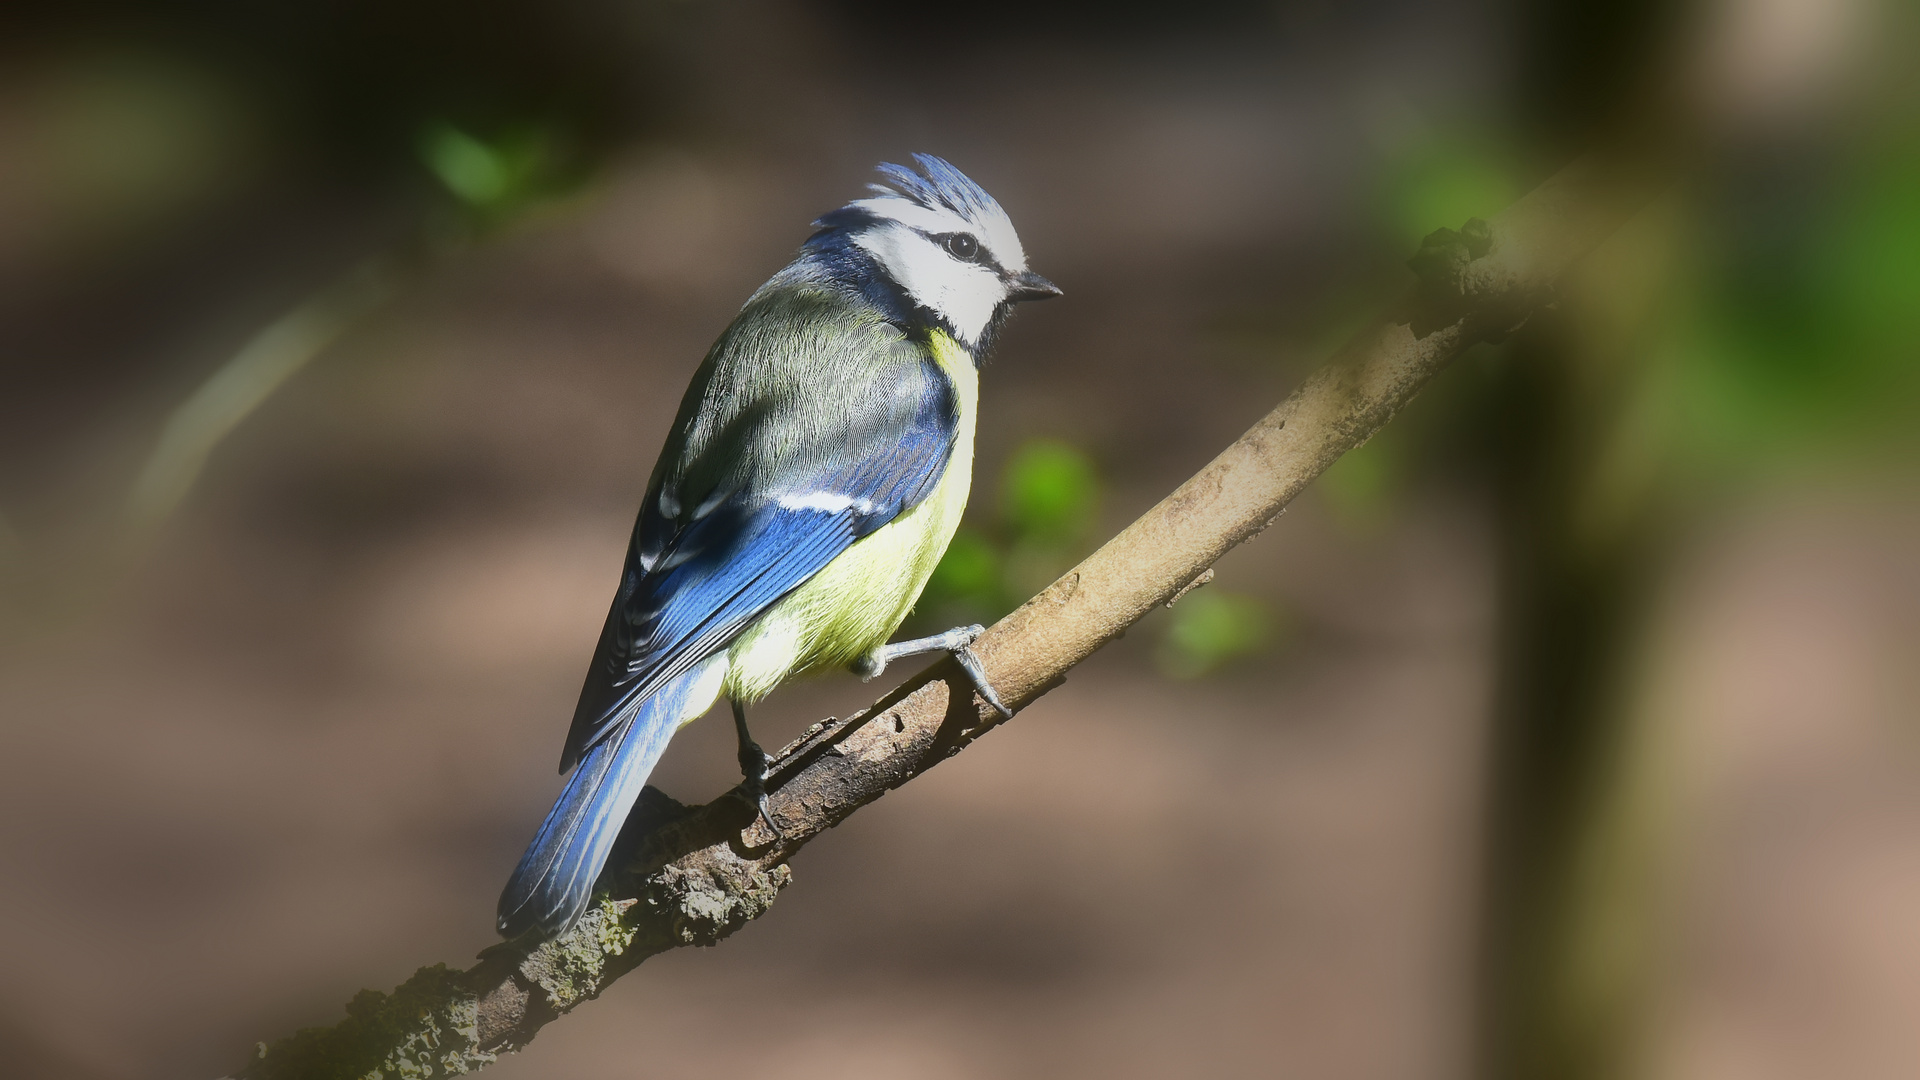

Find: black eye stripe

[920,229,1004,274]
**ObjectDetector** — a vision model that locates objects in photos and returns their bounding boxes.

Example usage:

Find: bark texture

[232,159,1631,1080]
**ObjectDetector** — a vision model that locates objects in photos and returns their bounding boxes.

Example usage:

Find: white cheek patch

[854,224,1005,345]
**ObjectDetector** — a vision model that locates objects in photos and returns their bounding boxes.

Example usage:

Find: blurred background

[2,0,1917,1077]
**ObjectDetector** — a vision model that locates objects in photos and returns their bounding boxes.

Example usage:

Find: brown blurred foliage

[1,1,1917,1078]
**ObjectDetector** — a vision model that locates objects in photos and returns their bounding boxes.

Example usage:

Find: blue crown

[811,154,999,240]
[869,154,998,219]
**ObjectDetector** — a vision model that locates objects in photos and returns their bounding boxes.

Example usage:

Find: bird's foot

[857,624,1012,718]
[951,642,1013,719]
[732,702,785,842]
[732,743,785,842]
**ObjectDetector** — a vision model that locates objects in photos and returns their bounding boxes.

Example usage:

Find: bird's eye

[945,233,979,261]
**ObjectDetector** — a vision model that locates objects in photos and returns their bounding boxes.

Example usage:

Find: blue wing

[558,288,958,772]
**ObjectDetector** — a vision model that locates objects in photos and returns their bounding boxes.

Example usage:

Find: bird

[497,154,1061,941]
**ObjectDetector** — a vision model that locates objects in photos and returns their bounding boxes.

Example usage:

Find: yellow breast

[719,331,978,705]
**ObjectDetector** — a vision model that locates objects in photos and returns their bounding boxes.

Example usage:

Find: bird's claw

[734,740,785,842]
[952,644,1013,719]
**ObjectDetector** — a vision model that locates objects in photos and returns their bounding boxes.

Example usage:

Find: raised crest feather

[869,153,1000,219]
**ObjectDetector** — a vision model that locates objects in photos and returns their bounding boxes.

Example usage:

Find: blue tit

[497,154,1061,940]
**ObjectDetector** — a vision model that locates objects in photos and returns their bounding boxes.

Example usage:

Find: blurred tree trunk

[1476,2,1680,1077]
[1479,302,1670,1080]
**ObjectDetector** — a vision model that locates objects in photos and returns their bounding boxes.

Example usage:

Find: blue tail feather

[498,657,719,940]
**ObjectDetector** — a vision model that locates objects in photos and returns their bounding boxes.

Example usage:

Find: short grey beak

[1008,271,1063,302]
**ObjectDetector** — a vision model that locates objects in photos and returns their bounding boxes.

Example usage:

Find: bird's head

[806,154,1060,350]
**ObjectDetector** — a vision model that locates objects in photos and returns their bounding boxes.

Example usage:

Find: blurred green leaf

[1317,434,1399,530]
[1001,439,1100,544]
[419,121,561,219]
[1674,138,1920,469]
[904,437,1105,636]
[1380,137,1518,251]
[1157,590,1276,679]
[424,125,510,205]
[923,529,1001,610]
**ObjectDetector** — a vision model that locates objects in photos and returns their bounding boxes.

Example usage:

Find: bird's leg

[852,624,1013,719]
[731,698,784,841]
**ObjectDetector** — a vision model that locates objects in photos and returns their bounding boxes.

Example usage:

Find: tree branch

[231,159,1632,1080]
